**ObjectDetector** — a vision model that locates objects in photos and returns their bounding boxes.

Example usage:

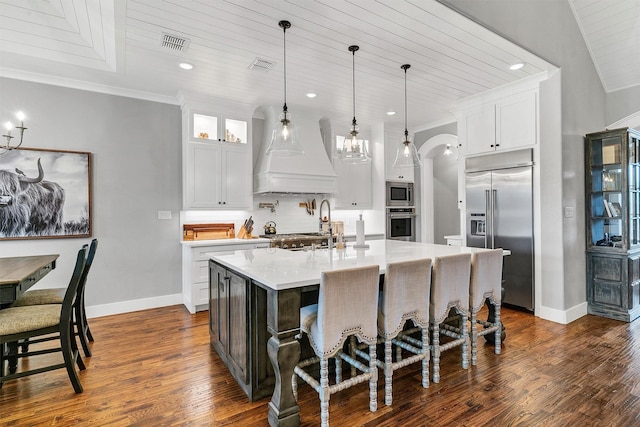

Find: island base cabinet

[586,251,640,322]
[209,261,274,401]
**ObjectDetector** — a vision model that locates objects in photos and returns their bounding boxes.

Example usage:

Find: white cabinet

[182,241,269,313]
[384,129,414,182]
[461,89,537,156]
[333,158,372,209]
[444,235,463,246]
[182,107,252,210]
[192,112,247,143]
[185,142,251,209]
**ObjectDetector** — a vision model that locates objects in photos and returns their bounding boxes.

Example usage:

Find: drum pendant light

[340,45,370,163]
[393,64,422,168]
[267,20,303,156]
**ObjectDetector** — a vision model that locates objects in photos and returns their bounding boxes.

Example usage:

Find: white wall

[1,77,183,315]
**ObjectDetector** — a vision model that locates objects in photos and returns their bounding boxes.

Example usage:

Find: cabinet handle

[495,144,500,147]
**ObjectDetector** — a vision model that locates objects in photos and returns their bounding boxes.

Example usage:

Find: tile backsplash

[181,194,385,238]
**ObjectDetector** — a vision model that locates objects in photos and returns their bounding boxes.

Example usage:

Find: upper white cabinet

[185,141,251,209]
[384,129,414,182]
[333,158,372,209]
[460,89,538,157]
[180,93,253,210]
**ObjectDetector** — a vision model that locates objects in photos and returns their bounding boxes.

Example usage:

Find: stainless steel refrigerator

[465,149,534,311]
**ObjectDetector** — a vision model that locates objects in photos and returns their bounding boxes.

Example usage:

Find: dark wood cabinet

[208,260,274,400]
[585,128,640,322]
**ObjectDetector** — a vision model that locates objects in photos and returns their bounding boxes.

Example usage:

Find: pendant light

[393,64,422,168]
[340,45,370,163]
[266,20,303,156]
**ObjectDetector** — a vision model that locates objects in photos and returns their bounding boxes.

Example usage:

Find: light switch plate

[158,210,172,220]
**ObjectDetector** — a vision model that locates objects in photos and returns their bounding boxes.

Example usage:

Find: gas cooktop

[258,233,332,250]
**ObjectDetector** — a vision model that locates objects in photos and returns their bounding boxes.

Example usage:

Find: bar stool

[377,258,432,406]
[294,265,380,427]
[469,249,504,365]
[429,253,471,383]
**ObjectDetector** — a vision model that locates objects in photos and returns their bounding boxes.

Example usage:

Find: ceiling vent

[161,33,190,52]
[249,57,275,72]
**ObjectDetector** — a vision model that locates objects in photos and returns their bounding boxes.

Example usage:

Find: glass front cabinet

[585,127,640,322]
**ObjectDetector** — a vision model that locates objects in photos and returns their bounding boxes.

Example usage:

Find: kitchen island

[207,240,495,427]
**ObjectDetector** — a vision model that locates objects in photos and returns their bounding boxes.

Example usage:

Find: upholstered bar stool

[293,265,380,427]
[429,253,472,383]
[469,248,504,365]
[377,258,432,406]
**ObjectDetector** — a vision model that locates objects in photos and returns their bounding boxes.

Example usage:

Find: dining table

[0,254,59,308]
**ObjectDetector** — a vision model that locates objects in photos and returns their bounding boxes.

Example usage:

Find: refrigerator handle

[484,189,490,249]
[491,189,497,249]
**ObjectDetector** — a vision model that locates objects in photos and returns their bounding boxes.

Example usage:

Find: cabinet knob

[490,144,494,148]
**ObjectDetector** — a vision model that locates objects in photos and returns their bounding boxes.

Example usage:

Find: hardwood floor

[2,305,640,426]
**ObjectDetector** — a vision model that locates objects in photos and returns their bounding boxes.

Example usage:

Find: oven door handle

[388,214,417,218]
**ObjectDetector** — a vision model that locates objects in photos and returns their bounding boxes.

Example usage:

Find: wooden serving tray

[183,223,235,240]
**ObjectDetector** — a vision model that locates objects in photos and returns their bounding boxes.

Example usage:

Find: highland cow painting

[0,148,91,240]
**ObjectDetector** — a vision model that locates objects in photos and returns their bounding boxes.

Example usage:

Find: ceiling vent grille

[161,33,190,52]
[249,57,275,72]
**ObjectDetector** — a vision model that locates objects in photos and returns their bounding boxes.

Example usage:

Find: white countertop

[207,239,501,291]
[181,237,271,248]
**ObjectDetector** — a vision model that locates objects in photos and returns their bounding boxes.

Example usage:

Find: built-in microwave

[386,181,414,206]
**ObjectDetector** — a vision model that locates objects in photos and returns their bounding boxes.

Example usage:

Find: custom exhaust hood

[254,105,337,194]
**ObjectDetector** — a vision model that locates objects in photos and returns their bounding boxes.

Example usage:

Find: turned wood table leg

[266,288,301,427]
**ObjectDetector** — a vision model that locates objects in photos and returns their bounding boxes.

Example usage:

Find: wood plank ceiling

[569,0,640,93]
[0,0,561,129]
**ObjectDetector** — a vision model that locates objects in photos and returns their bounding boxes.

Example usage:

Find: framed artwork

[0,147,92,240]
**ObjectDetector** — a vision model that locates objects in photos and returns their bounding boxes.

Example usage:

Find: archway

[418,134,459,243]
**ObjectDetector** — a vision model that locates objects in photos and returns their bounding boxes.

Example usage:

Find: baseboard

[85,293,183,318]
[538,301,588,324]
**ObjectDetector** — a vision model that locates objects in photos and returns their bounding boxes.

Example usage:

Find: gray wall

[0,77,182,309]
[442,0,608,312]
[607,85,640,126]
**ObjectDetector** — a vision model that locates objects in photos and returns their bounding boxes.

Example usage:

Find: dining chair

[377,258,432,406]
[429,253,472,383]
[0,246,87,392]
[12,238,98,357]
[469,249,504,365]
[293,265,380,427]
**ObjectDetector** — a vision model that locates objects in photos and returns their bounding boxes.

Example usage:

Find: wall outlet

[158,211,172,220]
[564,206,574,218]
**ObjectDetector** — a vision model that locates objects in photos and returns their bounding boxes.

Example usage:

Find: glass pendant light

[340,45,370,163]
[393,64,422,168]
[266,20,303,156]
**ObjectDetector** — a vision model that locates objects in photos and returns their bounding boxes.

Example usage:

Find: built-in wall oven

[386,207,416,241]
[386,181,414,207]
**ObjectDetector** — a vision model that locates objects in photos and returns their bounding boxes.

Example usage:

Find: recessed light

[306,93,317,98]
[509,62,525,71]
[179,62,194,70]
[386,111,396,116]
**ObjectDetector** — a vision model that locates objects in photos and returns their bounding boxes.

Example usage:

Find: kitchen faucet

[318,199,333,250]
